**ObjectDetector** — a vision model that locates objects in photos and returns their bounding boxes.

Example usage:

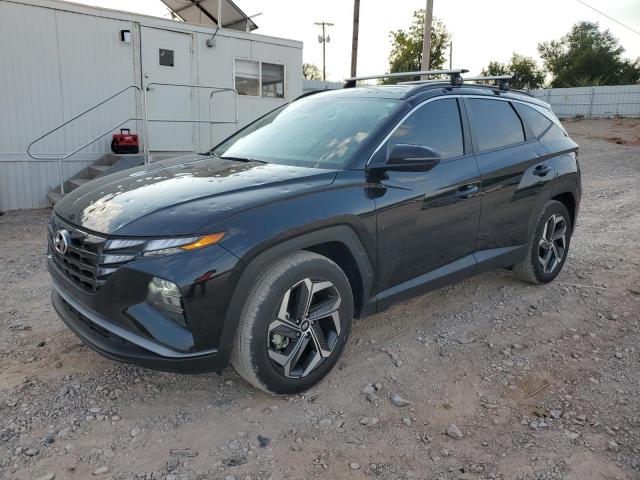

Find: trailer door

[141,27,196,152]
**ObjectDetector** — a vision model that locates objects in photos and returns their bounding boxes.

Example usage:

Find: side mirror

[383,144,441,171]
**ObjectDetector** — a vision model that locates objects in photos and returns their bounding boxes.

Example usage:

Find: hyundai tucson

[48,76,580,394]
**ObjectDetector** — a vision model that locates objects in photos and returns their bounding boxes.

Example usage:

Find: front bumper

[48,240,243,373]
[51,277,225,373]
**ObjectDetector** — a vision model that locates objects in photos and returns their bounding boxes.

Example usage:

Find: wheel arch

[550,191,577,230]
[218,226,375,353]
[527,177,579,241]
[304,241,365,318]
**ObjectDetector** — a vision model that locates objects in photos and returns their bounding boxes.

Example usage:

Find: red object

[111,129,139,154]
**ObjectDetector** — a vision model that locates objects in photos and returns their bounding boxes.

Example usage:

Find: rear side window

[540,124,568,144]
[466,99,525,152]
[388,98,464,159]
[513,103,553,138]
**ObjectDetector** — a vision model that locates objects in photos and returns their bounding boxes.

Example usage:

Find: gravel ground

[0,119,638,480]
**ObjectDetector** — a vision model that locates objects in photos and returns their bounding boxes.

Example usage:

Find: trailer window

[262,63,285,98]
[235,59,260,96]
[159,49,174,67]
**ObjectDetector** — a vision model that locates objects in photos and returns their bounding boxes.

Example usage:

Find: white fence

[529,85,640,118]
[303,79,344,94]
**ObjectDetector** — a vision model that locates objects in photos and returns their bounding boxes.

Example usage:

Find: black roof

[303,82,549,109]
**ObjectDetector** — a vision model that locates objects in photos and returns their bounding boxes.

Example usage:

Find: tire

[514,200,572,284]
[231,251,354,394]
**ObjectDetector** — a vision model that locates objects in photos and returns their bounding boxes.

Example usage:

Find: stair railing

[142,82,239,164]
[26,85,143,195]
[27,83,239,197]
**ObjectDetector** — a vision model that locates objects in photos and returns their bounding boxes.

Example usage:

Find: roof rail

[463,75,514,90]
[397,79,449,85]
[344,69,468,88]
[397,74,515,90]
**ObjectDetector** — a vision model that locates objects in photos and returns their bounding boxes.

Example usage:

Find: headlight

[143,232,224,256]
[147,277,186,327]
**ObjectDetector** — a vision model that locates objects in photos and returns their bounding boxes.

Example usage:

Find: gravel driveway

[0,119,638,480]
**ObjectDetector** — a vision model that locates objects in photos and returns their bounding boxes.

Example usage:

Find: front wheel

[514,200,572,284]
[231,251,353,394]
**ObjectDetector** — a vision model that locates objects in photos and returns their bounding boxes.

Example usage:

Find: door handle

[533,164,552,177]
[455,184,479,199]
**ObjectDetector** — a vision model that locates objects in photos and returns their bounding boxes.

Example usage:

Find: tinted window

[467,99,525,152]
[514,103,552,138]
[213,96,401,168]
[540,124,567,145]
[388,99,463,159]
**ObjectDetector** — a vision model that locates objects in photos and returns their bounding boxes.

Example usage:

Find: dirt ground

[562,118,640,146]
[0,119,639,480]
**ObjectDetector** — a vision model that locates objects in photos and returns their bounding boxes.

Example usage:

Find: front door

[372,98,482,308]
[141,27,195,152]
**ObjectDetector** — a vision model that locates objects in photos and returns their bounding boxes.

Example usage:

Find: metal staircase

[27,82,238,206]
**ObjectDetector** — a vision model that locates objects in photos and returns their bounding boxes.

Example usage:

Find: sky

[68,0,640,80]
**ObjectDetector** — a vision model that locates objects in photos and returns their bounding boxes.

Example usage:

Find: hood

[54,155,338,236]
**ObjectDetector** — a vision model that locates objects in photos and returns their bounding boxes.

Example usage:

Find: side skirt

[371,244,527,314]
[375,255,476,312]
[474,245,527,274]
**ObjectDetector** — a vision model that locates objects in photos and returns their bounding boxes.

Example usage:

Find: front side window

[387,98,464,159]
[235,59,260,96]
[213,96,401,168]
[262,63,285,98]
[466,98,525,152]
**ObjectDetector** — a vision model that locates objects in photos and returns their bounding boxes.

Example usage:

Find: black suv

[48,75,580,394]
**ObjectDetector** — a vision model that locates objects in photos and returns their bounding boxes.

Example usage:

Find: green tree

[481,60,510,77]
[481,54,546,90]
[538,21,640,87]
[385,10,450,83]
[303,63,322,80]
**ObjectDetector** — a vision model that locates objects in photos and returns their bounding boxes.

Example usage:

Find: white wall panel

[0,158,96,210]
[0,2,64,154]
[53,10,140,155]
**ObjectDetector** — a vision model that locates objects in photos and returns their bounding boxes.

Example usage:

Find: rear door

[464,97,553,261]
[372,97,481,307]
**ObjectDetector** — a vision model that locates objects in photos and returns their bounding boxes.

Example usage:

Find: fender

[216,225,375,357]
[526,152,580,239]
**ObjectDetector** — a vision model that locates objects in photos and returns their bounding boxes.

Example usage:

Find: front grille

[48,216,143,293]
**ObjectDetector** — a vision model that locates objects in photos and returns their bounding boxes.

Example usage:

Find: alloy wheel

[266,278,341,378]
[538,214,567,275]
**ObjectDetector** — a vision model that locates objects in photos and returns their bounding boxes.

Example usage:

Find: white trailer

[0,0,303,210]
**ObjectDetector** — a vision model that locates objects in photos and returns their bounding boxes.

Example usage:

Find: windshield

[212,96,401,168]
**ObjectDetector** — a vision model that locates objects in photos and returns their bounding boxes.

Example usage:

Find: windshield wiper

[219,156,268,164]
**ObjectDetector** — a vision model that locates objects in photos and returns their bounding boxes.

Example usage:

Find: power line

[575,0,640,37]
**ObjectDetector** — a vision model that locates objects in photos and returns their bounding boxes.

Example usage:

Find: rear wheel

[514,200,571,284]
[231,251,353,394]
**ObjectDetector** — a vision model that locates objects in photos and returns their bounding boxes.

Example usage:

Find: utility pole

[420,0,434,79]
[315,21,334,81]
[449,40,452,69]
[350,0,360,78]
